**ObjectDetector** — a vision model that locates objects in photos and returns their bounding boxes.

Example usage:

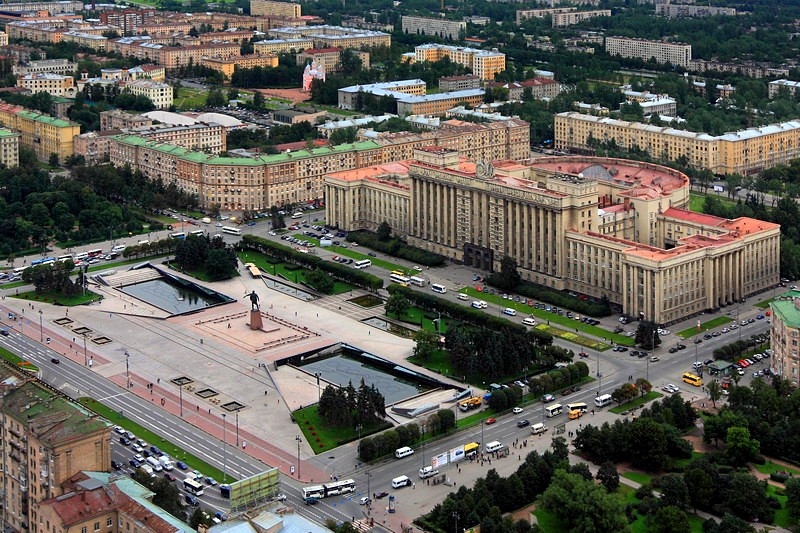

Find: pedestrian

[157,378,160,384]
[243,441,246,449]
[265,390,268,396]
[197,405,200,411]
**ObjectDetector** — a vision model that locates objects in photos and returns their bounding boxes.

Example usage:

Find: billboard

[450,445,465,463]
[229,468,281,510]
[432,452,449,469]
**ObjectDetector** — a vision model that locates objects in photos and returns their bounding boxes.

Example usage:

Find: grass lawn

[756,298,775,308]
[14,289,101,306]
[293,405,390,454]
[460,287,631,346]
[237,250,353,295]
[532,508,566,532]
[408,349,453,376]
[291,235,407,271]
[0,346,39,373]
[174,87,208,110]
[609,391,663,414]
[689,192,738,213]
[456,408,497,429]
[677,316,732,338]
[536,324,612,351]
[767,484,794,528]
[753,460,800,477]
[78,397,232,482]
[670,451,705,469]
[622,471,654,485]
[389,306,450,333]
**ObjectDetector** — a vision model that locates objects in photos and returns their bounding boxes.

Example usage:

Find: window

[81,528,87,533]
[94,523,100,531]
[106,519,112,528]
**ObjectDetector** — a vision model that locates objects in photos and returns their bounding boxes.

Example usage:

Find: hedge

[239,235,384,291]
[487,277,612,318]
[346,230,447,267]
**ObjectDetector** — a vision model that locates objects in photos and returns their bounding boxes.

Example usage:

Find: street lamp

[222,413,227,483]
[235,410,239,447]
[38,310,43,342]
[315,372,321,403]
[83,334,88,367]
[125,349,130,388]
[295,435,301,479]
[453,512,460,533]
[356,424,363,441]
[178,383,183,417]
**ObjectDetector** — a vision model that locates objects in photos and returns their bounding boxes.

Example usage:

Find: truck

[159,456,174,471]
[458,396,483,412]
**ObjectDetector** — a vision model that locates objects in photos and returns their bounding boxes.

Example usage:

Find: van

[479,301,488,309]
[419,466,439,479]
[202,217,211,224]
[531,422,548,435]
[457,293,469,301]
[392,475,412,489]
[485,441,503,453]
[522,317,536,326]
[471,301,482,309]
[395,446,414,459]
[139,464,155,477]
[568,409,583,420]
[159,456,173,470]
[291,212,303,219]
[111,244,125,253]
[503,308,516,316]
[146,457,163,471]
[595,394,613,408]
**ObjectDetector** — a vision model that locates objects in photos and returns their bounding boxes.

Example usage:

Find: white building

[124,80,173,109]
[401,16,466,39]
[605,36,692,67]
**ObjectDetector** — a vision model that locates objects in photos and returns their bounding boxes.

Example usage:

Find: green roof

[0,129,18,138]
[16,110,77,128]
[114,135,382,167]
[771,290,800,328]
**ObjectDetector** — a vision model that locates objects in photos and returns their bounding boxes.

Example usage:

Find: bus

[431,283,447,294]
[595,394,613,407]
[354,259,372,269]
[389,273,411,285]
[183,478,205,496]
[409,276,426,287]
[13,266,29,276]
[222,226,242,236]
[464,442,480,459]
[189,230,204,237]
[322,479,356,496]
[390,270,406,277]
[682,372,703,387]
[57,254,73,262]
[88,249,103,258]
[169,232,186,240]
[302,485,325,500]
[31,257,55,266]
[566,402,588,414]
[545,403,563,418]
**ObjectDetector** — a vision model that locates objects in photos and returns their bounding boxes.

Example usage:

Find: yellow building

[61,31,108,51]
[0,103,81,162]
[0,129,20,167]
[253,37,312,54]
[0,370,112,533]
[250,0,301,18]
[0,31,8,46]
[266,25,391,49]
[202,53,279,80]
[396,89,485,116]
[16,73,75,97]
[555,111,800,175]
[414,44,505,80]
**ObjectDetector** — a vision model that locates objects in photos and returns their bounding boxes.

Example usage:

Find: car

[149,445,160,455]
[114,426,125,435]
[738,369,745,375]
[517,419,530,428]
[0,330,8,336]
[175,461,188,470]
[748,317,756,323]
[164,473,175,481]
[375,492,389,499]
[753,371,760,378]
[677,344,686,350]
[359,496,372,506]
[541,394,555,402]
[618,347,628,353]
[273,493,287,502]
[205,477,217,486]
[712,331,721,337]
[129,459,141,468]
[132,443,144,453]
[730,324,738,330]
[111,460,121,470]
[512,407,523,414]
[562,388,573,396]
[214,512,228,522]
[578,351,589,358]
[757,314,765,320]
[368,252,377,257]
[667,384,679,393]
[721,328,729,333]
[741,320,748,326]
[215,223,223,227]
[669,347,677,353]
[703,333,713,340]
[746,358,755,365]
[304,497,319,505]
[50,357,60,364]
[693,362,703,369]
[133,454,145,463]
[185,495,200,507]
[704,359,714,365]
[694,338,703,344]
[613,326,624,334]
[413,266,422,271]
[650,356,659,362]
[485,417,497,425]
[119,437,130,446]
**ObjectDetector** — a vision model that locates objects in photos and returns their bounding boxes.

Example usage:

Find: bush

[486,278,611,317]
[771,472,790,483]
[346,230,447,267]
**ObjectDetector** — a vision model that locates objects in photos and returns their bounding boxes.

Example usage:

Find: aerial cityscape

[2,0,800,532]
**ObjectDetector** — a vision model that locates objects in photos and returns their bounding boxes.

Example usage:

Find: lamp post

[235,410,239,447]
[295,435,301,479]
[453,512,459,533]
[366,470,372,504]
[38,310,43,342]
[179,383,183,417]
[315,372,321,403]
[222,413,227,483]
[83,334,88,366]
[356,424,363,441]
[125,349,130,388]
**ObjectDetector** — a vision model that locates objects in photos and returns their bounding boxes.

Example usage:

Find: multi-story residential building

[338,79,427,109]
[0,31,7,47]
[0,370,112,533]
[395,89,485,116]
[12,59,77,77]
[271,107,327,125]
[769,79,800,99]
[180,30,255,45]
[62,31,109,51]
[6,21,66,43]
[636,96,677,117]
[100,9,157,34]
[439,75,481,92]
[688,59,789,79]
[0,129,20,167]
[485,77,561,100]
[16,73,75,97]
[266,25,391,49]
[295,48,370,73]
[415,44,506,80]
[516,7,576,24]
[253,37,313,54]
[551,9,611,27]
[0,103,81,162]
[326,149,779,324]
[605,36,692,67]
[112,41,241,70]
[770,290,800,386]
[108,118,530,210]
[100,64,166,82]
[655,4,736,17]
[133,22,193,36]
[555,111,800,175]
[401,16,466,39]
[124,80,172,109]
[99,109,154,131]
[0,0,82,13]
[202,54,279,80]
[4,45,46,63]
[250,0,301,18]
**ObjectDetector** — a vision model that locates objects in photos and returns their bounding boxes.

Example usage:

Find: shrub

[771,472,790,483]
[495,279,612,317]
[347,230,446,267]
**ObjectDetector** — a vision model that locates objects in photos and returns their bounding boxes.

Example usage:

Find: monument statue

[248,290,260,311]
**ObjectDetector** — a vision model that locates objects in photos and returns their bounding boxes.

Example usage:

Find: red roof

[274,139,328,151]
[662,207,726,227]
[302,47,342,54]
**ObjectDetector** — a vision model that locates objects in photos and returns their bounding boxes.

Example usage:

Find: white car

[273,494,287,502]
[413,265,422,271]
[268,231,276,236]
[359,496,371,505]
[132,444,144,453]
[133,454,145,463]
[513,407,523,414]
[114,426,125,435]
[721,328,729,333]
[666,384,679,393]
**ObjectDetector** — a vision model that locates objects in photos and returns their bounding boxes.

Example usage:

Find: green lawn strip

[753,460,800,477]
[609,391,663,414]
[236,250,353,295]
[0,346,39,373]
[670,451,705,470]
[532,508,567,533]
[677,316,733,338]
[535,324,611,351]
[389,307,450,333]
[455,407,497,429]
[77,397,232,482]
[756,298,774,308]
[689,192,738,213]
[13,289,101,306]
[291,235,407,271]
[767,484,793,528]
[460,287,630,346]
[293,405,389,454]
[2,281,27,289]
[622,471,654,485]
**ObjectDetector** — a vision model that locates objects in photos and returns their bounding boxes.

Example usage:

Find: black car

[50,357,60,364]
[677,344,686,350]
[0,330,8,336]
[150,445,161,456]
[185,494,199,507]
[694,338,703,344]
[129,459,141,468]
[111,460,121,470]
[669,347,678,353]
[704,359,714,365]
[120,437,130,446]
[368,252,377,257]
[517,419,530,428]
[375,491,389,499]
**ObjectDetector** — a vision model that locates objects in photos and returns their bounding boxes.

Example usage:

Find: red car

[485,417,497,425]
[164,473,176,481]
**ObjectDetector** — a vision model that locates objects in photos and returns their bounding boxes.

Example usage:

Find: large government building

[325,149,779,324]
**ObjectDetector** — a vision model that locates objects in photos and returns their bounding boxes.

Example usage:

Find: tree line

[174,234,238,281]
[347,225,446,266]
[318,379,386,429]
[357,408,455,462]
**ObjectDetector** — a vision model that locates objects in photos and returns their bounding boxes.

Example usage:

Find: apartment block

[439,75,481,91]
[0,129,20,167]
[266,25,391,49]
[396,89,485,116]
[61,31,109,51]
[516,7,575,25]
[0,31,8,47]
[295,48,370,73]
[605,36,692,67]
[133,22,193,37]
[112,40,241,70]
[12,59,77,77]
[771,290,800,386]
[415,44,506,80]
[0,371,112,533]
[6,21,65,43]
[327,149,778,324]
[124,80,172,109]
[401,15,466,39]
[99,109,154,131]
[769,79,800,99]
[655,4,736,17]
[688,59,789,78]
[551,9,611,27]
[180,30,255,46]
[202,54,279,80]
[0,0,82,12]
[338,79,427,109]
[555,111,800,175]
[253,38,313,54]
[0,103,81,162]
[485,77,561,100]
[250,0,301,18]
[16,73,75,97]
[100,9,157,33]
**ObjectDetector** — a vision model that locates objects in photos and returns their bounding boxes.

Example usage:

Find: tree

[305,269,334,293]
[206,89,226,108]
[385,292,410,318]
[785,477,800,519]
[189,508,212,529]
[707,381,721,408]
[596,461,619,492]
[540,470,631,533]
[376,221,391,241]
[635,320,661,350]
[725,426,759,466]
[492,256,521,291]
[252,91,265,108]
[658,474,690,510]
[634,378,652,398]
[205,248,237,281]
[413,328,439,361]
[648,506,690,533]
[48,153,59,167]
[628,418,667,471]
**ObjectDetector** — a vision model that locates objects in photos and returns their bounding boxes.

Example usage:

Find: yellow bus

[390,270,406,277]
[682,372,702,387]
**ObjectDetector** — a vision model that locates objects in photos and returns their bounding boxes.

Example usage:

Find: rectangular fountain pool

[119,278,224,314]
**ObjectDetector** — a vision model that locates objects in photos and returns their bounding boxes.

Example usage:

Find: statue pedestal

[248,310,263,331]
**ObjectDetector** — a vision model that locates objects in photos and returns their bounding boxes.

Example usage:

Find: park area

[237,250,353,295]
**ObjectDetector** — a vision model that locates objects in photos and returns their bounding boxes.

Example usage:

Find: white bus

[302,485,325,499]
[595,394,613,408]
[566,402,588,414]
[431,283,447,294]
[169,232,186,240]
[13,266,29,276]
[545,403,563,418]
[183,478,205,496]
[222,226,242,236]
[354,259,372,269]
[189,230,204,237]
[323,479,356,496]
[57,254,73,262]
[389,273,411,285]
[409,276,425,287]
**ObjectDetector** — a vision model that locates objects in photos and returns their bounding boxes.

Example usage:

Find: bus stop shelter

[707,360,734,376]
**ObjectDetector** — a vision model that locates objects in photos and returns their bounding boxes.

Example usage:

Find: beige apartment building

[605,36,692,67]
[16,73,75,97]
[516,7,576,25]
[112,40,241,70]
[485,77,561,100]
[123,80,173,109]
[551,9,611,27]
[0,129,20,167]
[250,0,301,18]
[99,109,154,131]
[338,79,427,109]
[396,89,485,116]
[202,54,279,80]
[555,111,800,175]
[770,290,800,386]
[769,79,800,99]
[266,25,391,49]
[415,44,506,81]
[0,103,81,162]
[326,150,779,324]
[0,372,112,533]
[12,59,76,77]
[61,31,109,51]
[254,37,313,54]
[401,16,466,39]
[296,48,370,73]
[655,4,736,17]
